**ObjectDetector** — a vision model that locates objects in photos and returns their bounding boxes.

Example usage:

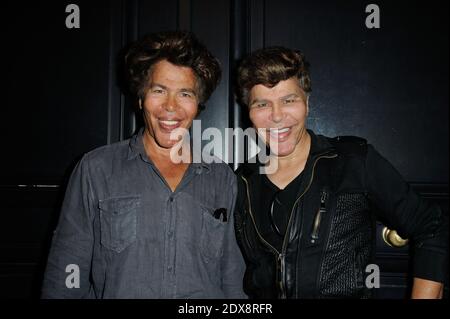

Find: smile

[159,119,182,131]
[270,127,291,137]
[270,127,290,134]
[269,127,291,139]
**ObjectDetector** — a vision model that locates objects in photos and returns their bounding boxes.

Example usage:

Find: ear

[138,99,142,110]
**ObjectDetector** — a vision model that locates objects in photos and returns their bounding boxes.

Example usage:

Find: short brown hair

[125,31,221,104]
[237,46,311,106]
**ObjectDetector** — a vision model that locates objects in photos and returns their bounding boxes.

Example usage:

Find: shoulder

[235,161,260,179]
[80,139,131,169]
[327,135,368,157]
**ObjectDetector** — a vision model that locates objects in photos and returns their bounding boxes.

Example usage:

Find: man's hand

[411,277,444,299]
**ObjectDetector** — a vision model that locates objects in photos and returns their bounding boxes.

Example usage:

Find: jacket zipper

[240,175,284,295]
[241,153,337,299]
[311,190,328,243]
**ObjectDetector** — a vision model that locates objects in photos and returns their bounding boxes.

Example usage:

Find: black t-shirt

[258,171,304,252]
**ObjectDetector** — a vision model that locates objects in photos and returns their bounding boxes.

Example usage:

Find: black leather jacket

[234,130,448,299]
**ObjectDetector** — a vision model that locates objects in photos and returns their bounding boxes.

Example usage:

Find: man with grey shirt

[42,31,246,298]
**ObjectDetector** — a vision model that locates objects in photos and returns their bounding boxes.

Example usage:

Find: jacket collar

[309,129,336,157]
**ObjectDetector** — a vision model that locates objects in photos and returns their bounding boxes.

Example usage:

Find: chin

[274,150,294,157]
[270,146,294,157]
[154,135,180,149]
[267,139,294,156]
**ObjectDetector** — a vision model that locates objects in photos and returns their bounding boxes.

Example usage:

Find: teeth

[160,120,179,126]
[270,127,290,134]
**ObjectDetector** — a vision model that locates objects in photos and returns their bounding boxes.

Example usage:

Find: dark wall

[0,0,124,298]
[0,0,447,298]
[259,0,449,184]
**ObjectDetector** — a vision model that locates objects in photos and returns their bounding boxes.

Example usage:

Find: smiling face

[248,77,309,157]
[141,59,199,150]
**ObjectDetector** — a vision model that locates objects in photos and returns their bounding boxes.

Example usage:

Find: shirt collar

[127,127,211,173]
[127,127,146,161]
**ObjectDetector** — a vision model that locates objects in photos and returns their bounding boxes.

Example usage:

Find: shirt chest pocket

[200,206,227,262]
[98,196,140,253]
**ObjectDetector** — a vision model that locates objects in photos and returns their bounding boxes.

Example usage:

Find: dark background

[0,0,448,299]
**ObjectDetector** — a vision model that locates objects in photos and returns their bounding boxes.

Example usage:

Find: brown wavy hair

[237,46,311,106]
[125,31,221,104]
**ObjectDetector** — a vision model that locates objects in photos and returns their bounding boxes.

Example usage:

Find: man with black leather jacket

[234,46,448,299]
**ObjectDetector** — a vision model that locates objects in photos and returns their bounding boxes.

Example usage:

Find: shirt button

[167,266,173,272]
[168,231,173,238]
[169,196,174,202]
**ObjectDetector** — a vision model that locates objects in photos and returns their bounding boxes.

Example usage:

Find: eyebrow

[250,93,300,106]
[179,88,197,95]
[279,93,300,101]
[150,83,197,96]
[149,83,167,90]
[250,98,269,106]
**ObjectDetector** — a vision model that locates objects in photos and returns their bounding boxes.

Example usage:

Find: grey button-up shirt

[42,129,246,299]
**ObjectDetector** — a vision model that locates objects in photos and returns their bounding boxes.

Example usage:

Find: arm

[365,145,448,298]
[41,155,96,298]
[221,173,248,299]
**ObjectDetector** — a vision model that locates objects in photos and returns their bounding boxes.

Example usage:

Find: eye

[180,92,194,98]
[151,88,165,94]
[283,98,296,104]
[253,102,268,108]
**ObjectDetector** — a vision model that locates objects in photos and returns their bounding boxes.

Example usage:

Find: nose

[163,93,177,113]
[270,103,284,123]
